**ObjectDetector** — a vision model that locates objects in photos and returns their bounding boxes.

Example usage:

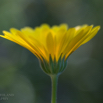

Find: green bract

[40,55,67,75]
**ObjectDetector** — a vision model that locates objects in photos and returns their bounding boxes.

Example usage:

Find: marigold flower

[0,24,100,74]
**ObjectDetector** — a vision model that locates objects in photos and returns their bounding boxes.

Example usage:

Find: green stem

[50,74,59,103]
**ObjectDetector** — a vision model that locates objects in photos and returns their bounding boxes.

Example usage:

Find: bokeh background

[0,0,103,103]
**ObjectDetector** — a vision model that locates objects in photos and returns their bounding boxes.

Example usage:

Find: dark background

[0,0,103,103]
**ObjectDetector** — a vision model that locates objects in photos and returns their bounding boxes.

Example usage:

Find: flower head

[0,24,100,75]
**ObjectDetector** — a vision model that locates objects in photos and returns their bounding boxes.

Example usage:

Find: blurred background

[0,0,103,103]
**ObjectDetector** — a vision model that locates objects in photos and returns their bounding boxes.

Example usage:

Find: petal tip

[97,26,101,30]
[2,30,6,34]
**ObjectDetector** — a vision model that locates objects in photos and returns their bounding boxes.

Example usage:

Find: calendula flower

[0,24,100,75]
[0,24,100,103]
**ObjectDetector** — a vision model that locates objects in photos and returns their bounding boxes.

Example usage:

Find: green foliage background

[0,0,103,103]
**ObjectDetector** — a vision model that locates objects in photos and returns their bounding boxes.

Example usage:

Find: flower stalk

[50,74,59,103]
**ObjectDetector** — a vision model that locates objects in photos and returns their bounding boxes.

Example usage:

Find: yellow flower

[0,24,100,74]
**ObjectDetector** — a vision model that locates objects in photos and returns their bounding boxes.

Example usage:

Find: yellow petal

[46,32,54,57]
[59,24,68,30]
[0,24,100,62]
[82,26,100,44]
[74,25,88,37]
[21,27,35,37]
[57,28,76,59]
[10,28,18,34]
[40,24,50,29]
[64,26,93,58]
[16,31,48,60]
[2,31,42,60]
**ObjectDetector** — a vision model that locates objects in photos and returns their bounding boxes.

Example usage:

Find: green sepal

[40,54,68,75]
